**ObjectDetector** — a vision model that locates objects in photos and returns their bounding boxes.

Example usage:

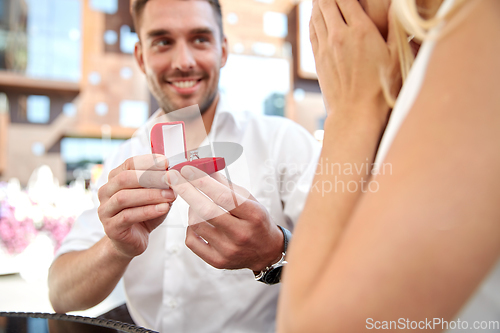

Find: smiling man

[48,0,319,332]
[136,0,224,118]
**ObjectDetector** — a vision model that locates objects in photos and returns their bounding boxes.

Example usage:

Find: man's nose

[172,41,195,71]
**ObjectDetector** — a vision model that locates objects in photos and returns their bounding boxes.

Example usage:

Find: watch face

[263,266,283,285]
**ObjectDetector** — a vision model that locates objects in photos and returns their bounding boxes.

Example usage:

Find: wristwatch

[254,225,292,285]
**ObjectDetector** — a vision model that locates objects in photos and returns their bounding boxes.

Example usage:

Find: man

[48,0,319,332]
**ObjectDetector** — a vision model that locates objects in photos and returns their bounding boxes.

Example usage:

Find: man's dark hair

[131,0,224,38]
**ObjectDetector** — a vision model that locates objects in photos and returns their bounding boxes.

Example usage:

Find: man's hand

[165,166,284,272]
[98,154,176,258]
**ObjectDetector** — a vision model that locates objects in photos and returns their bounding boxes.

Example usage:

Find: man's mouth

[166,78,203,94]
[171,80,198,89]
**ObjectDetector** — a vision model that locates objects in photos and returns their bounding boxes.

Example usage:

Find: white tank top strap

[372,0,458,175]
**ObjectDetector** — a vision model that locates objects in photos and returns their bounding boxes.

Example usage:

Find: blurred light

[31,142,45,156]
[298,1,317,77]
[120,67,133,80]
[219,55,290,115]
[120,25,139,54]
[252,42,276,57]
[254,0,274,3]
[88,72,101,85]
[233,43,245,54]
[263,12,288,38]
[27,95,50,124]
[293,88,306,102]
[18,234,54,283]
[95,102,108,116]
[63,103,77,117]
[314,130,324,141]
[0,93,8,114]
[91,164,104,184]
[119,100,148,128]
[227,13,238,25]
[73,167,91,180]
[90,0,118,14]
[104,30,118,45]
[273,97,285,109]
[69,29,80,41]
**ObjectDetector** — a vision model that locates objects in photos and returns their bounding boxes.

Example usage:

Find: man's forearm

[48,236,132,313]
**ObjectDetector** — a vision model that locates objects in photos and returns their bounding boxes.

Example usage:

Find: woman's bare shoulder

[426,0,500,98]
[299,0,500,329]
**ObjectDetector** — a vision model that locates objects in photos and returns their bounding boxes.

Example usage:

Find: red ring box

[150,121,225,174]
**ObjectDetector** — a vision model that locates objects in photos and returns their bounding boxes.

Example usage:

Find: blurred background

[0,0,325,316]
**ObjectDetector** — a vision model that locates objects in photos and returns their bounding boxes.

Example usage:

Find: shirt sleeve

[273,120,321,230]
[53,143,129,260]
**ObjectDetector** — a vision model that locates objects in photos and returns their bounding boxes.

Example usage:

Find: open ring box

[150,121,226,174]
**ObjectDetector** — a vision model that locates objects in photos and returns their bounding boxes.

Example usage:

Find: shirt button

[168,299,177,309]
[169,245,180,255]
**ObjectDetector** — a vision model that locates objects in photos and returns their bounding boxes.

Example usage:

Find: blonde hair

[383,0,468,107]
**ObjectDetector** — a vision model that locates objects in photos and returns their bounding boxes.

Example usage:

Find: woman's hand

[310,0,400,127]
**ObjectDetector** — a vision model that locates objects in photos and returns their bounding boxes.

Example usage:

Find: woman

[278,0,500,332]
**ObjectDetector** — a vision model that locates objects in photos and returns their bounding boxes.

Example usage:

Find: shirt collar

[134,92,239,145]
[210,92,239,141]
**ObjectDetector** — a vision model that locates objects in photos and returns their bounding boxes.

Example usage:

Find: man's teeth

[172,80,197,89]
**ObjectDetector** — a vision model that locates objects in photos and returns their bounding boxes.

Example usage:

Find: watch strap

[278,225,291,253]
[255,225,292,285]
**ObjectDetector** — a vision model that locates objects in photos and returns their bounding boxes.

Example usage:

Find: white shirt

[56,95,320,333]
[374,0,500,331]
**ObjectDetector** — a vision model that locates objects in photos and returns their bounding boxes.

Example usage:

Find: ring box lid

[151,121,188,167]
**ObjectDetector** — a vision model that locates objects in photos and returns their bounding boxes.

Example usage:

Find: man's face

[135,0,228,115]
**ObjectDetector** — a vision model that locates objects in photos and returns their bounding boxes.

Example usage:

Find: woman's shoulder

[418,0,499,113]
[433,0,500,72]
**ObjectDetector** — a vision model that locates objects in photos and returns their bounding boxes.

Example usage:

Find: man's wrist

[254,225,292,285]
[252,225,285,273]
[103,237,134,264]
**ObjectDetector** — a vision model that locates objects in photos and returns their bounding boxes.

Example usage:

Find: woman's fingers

[311,0,328,41]
[309,0,397,121]
[335,0,369,27]
[318,0,347,31]
[310,17,319,52]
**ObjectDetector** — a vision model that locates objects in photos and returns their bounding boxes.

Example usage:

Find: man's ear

[220,36,228,68]
[134,41,146,74]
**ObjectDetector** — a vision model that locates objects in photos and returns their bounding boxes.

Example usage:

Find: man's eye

[154,39,171,47]
[194,37,209,44]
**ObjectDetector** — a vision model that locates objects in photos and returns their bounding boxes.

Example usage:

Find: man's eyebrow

[190,27,215,35]
[146,29,171,39]
[145,27,215,40]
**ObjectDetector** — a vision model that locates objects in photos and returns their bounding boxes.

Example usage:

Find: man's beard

[148,73,219,120]
[159,88,218,119]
